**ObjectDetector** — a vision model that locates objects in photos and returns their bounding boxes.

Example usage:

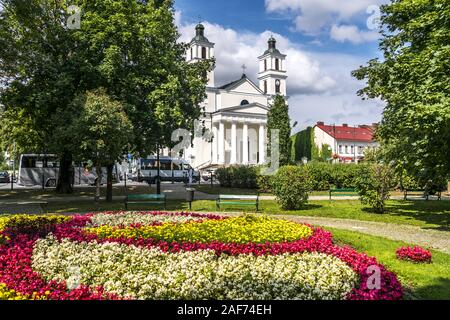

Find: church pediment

[216,102,269,115]
[218,76,264,95]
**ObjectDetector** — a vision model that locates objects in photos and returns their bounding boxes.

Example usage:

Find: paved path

[218,212,450,254]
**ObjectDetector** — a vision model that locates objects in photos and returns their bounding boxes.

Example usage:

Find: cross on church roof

[241,64,247,75]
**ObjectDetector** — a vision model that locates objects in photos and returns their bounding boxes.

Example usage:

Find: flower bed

[0,212,404,300]
[396,246,432,263]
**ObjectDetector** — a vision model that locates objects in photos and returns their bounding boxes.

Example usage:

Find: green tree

[352,0,450,183]
[59,90,133,204]
[0,0,211,194]
[355,163,396,214]
[267,95,291,166]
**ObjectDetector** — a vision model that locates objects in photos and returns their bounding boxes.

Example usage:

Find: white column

[242,123,249,164]
[212,125,218,163]
[230,122,237,164]
[218,122,225,164]
[259,124,265,164]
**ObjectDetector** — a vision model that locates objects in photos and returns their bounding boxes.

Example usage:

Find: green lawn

[327,228,450,300]
[195,185,409,197]
[43,199,450,231]
[0,185,155,200]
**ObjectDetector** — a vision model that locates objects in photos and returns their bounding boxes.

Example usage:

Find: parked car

[0,171,10,183]
[201,168,217,182]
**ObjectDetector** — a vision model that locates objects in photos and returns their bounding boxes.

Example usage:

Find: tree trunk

[56,152,74,194]
[95,162,102,205]
[106,164,114,202]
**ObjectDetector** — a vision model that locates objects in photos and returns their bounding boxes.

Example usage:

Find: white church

[182,24,288,169]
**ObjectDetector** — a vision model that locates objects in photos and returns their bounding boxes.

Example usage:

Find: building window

[190,47,193,59]
[345,145,348,154]
[358,146,364,154]
[240,100,249,106]
[201,47,207,59]
[339,145,343,153]
[264,80,267,94]
[351,146,354,154]
[275,79,281,93]
[275,58,279,70]
[264,59,267,71]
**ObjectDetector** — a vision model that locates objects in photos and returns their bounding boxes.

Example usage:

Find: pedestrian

[188,167,193,186]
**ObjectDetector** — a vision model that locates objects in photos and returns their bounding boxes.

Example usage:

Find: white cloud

[265,0,387,39]
[330,24,379,44]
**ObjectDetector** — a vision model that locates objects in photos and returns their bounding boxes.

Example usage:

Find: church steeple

[187,23,215,87]
[258,36,287,96]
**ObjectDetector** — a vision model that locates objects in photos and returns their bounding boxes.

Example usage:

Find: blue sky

[175,0,388,132]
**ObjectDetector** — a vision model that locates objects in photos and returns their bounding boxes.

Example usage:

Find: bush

[305,162,364,190]
[271,166,312,210]
[354,163,396,213]
[216,165,272,192]
[215,165,258,189]
[256,173,272,193]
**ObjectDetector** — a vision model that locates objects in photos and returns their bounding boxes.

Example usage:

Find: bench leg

[125,202,128,210]
[216,201,220,211]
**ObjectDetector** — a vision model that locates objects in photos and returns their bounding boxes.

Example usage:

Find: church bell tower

[187,23,215,87]
[258,36,287,96]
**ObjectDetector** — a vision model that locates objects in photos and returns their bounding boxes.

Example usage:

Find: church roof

[217,74,264,94]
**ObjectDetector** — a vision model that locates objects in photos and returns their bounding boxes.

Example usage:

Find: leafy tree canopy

[352,0,450,180]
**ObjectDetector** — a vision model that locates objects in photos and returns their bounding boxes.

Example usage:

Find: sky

[174,0,389,133]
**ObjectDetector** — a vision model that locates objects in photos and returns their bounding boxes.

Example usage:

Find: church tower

[258,36,287,96]
[187,23,215,87]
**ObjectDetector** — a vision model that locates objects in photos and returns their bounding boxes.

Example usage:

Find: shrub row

[216,163,366,192]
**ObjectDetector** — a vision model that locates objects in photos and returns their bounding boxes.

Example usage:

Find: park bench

[216,195,259,211]
[125,194,167,210]
[403,189,441,201]
[329,188,357,200]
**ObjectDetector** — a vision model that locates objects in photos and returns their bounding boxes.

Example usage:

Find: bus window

[21,156,36,168]
[172,162,182,171]
[160,161,171,171]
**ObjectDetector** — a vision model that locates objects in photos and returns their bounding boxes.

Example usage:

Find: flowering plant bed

[396,246,432,263]
[0,212,403,300]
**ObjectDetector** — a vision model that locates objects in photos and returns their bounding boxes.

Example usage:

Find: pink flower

[396,246,432,263]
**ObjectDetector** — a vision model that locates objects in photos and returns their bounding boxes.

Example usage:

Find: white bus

[132,156,199,184]
[18,154,118,187]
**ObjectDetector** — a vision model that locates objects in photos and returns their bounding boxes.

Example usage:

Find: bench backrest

[127,194,166,201]
[218,195,258,200]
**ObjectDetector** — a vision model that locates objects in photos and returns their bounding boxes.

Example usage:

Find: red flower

[396,246,432,263]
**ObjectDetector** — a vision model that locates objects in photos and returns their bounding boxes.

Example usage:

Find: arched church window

[264,59,267,71]
[240,100,249,106]
[202,47,207,59]
[191,47,193,59]
[275,79,281,93]
[275,58,280,70]
[264,80,267,94]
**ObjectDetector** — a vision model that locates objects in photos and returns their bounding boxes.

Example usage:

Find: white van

[132,156,199,184]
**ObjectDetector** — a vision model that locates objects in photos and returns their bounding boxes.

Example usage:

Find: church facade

[182,24,288,169]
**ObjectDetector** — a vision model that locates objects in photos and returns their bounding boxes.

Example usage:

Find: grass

[42,199,450,231]
[327,227,450,300]
[0,185,155,200]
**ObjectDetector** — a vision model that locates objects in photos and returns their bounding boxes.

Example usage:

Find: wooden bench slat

[216,194,259,211]
[125,193,167,210]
